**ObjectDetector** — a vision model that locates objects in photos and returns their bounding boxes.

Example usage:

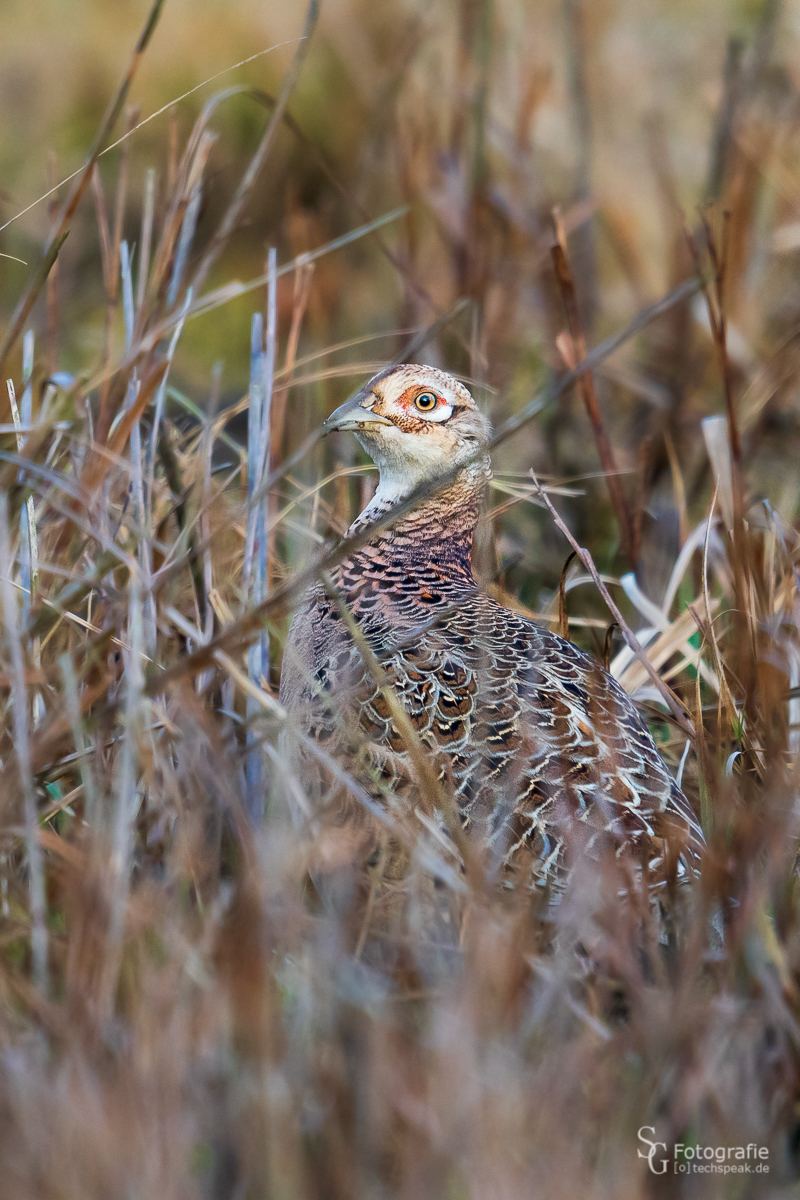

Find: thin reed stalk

[0,491,48,993]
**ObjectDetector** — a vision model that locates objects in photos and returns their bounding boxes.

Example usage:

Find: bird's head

[323,364,491,508]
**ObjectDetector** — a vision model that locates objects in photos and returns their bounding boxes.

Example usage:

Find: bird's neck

[338,457,490,586]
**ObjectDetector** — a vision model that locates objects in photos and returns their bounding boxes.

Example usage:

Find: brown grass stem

[552,216,636,561]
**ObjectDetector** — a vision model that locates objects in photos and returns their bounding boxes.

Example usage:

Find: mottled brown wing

[281,589,702,894]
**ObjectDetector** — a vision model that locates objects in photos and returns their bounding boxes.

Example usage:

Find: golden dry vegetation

[1,0,800,1195]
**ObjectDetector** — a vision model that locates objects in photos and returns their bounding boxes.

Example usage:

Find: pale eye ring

[414,391,438,412]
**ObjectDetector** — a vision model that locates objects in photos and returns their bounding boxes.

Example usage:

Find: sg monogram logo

[638,1127,669,1175]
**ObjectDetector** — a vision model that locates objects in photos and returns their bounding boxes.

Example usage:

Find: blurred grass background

[4,0,799,615]
[2,0,800,1195]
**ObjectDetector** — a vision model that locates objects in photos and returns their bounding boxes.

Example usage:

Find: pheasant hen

[279,364,701,897]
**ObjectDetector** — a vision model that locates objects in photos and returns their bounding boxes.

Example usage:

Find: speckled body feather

[280,365,702,896]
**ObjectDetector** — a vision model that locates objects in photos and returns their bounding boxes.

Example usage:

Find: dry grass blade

[0,491,48,993]
[58,652,99,828]
[83,205,411,395]
[611,602,719,696]
[552,213,635,560]
[558,550,577,640]
[101,572,144,1017]
[7,377,39,611]
[702,414,734,532]
[530,469,695,735]
[489,276,700,453]
[190,1,319,293]
[0,0,167,381]
[270,260,314,468]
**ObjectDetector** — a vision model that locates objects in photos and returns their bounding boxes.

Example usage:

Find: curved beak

[323,392,393,434]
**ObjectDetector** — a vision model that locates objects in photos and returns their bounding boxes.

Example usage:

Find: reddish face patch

[398,384,442,412]
[381,384,455,428]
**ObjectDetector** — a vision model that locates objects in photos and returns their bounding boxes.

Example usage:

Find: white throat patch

[356,424,457,505]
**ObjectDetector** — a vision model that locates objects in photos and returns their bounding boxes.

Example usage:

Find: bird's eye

[414,392,438,412]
